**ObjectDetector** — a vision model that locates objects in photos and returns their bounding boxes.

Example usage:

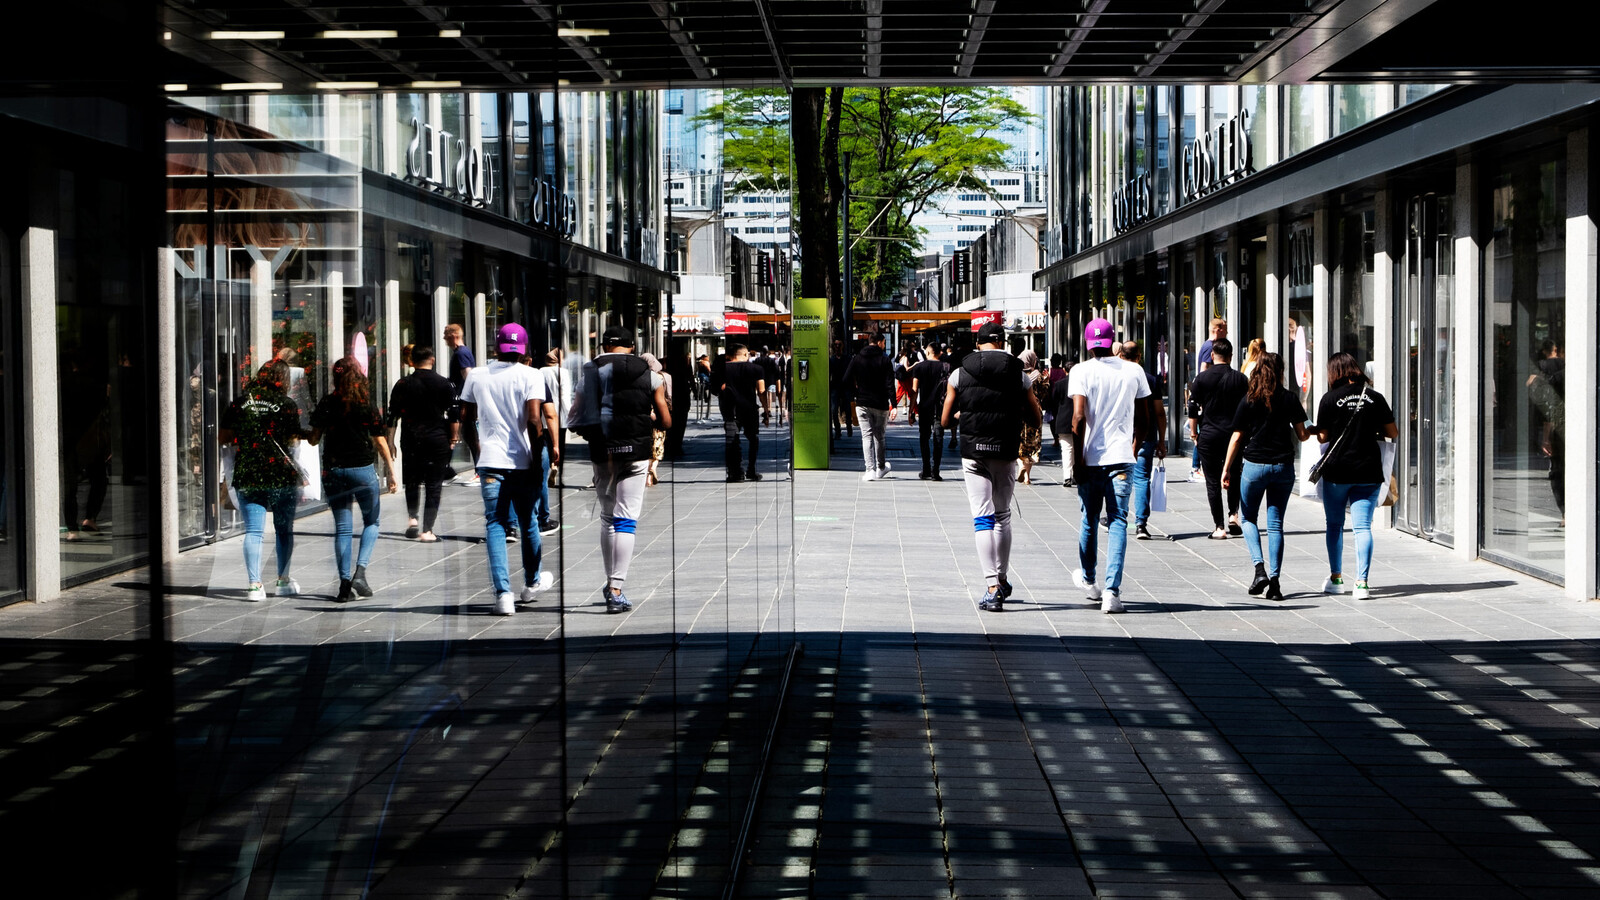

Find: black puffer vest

[958,351,1024,459]
[590,353,655,463]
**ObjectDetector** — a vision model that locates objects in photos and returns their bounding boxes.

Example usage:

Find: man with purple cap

[1068,317,1151,613]
[458,322,558,616]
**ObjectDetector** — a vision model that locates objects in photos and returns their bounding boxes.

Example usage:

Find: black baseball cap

[601,325,635,348]
[976,322,1005,344]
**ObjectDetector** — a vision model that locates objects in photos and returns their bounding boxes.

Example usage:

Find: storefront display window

[1336,86,1379,135]
[1285,220,1316,422]
[1286,85,1319,157]
[1241,86,1273,170]
[0,233,18,602]
[1336,208,1377,371]
[1483,147,1566,578]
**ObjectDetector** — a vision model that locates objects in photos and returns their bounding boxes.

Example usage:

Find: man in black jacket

[1188,337,1248,539]
[842,334,896,481]
[943,322,1042,612]
[386,345,460,542]
[910,343,951,480]
[719,344,765,482]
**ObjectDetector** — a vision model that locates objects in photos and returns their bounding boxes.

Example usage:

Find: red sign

[970,310,1002,332]
[724,312,749,335]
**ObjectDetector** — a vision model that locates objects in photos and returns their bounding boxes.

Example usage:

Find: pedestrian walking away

[459,323,558,615]
[944,321,1040,612]
[1190,317,1227,480]
[444,323,479,485]
[1123,341,1167,540]
[1070,317,1151,613]
[1222,351,1312,601]
[311,356,398,602]
[718,343,764,482]
[1016,349,1047,485]
[386,345,458,543]
[909,343,951,480]
[1311,351,1399,601]
[219,358,304,602]
[1049,361,1077,487]
[572,326,672,613]
[842,333,896,480]
[1188,337,1249,539]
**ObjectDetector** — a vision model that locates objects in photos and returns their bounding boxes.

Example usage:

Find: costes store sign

[406,117,494,207]
[1111,109,1254,236]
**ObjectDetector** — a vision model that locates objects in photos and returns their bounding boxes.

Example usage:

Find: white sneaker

[1101,590,1125,614]
[521,570,554,603]
[1072,568,1103,601]
[1321,577,1346,595]
[1353,582,1371,600]
[245,583,266,602]
[494,592,516,616]
[275,577,300,597]
[878,463,892,479]
[861,470,879,482]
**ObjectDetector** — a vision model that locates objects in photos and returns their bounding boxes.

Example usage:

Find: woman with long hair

[1240,338,1266,377]
[310,355,397,601]
[1222,352,1311,600]
[219,358,304,601]
[1312,351,1399,600]
[1016,348,1046,484]
[640,352,671,486]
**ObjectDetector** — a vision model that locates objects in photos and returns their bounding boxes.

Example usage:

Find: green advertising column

[791,297,831,469]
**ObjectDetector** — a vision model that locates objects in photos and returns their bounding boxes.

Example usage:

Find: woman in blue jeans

[219,359,305,601]
[1312,352,1399,600]
[1222,353,1310,601]
[310,356,397,601]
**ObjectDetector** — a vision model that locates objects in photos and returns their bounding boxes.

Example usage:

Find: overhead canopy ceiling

[151,0,1597,92]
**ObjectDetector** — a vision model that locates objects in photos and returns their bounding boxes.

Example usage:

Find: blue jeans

[532,444,555,528]
[1240,461,1296,577]
[326,465,381,580]
[479,467,541,595]
[1129,442,1157,528]
[1078,463,1133,593]
[1322,481,1381,582]
[239,487,298,586]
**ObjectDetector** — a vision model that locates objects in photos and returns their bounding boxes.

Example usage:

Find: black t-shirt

[221,388,302,491]
[909,358,950,413]
[311,393,384,468]
[1189,365,1249,445]
[721,360,764,415]
[1232,388,1307,465]
[1314,380,1395,484]
[756,354,780,387]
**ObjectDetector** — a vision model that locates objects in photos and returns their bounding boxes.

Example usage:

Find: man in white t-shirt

[1069,317,1151,613]
[459,323,559,616]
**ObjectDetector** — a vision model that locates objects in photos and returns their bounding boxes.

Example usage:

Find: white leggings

[961,457,1018,585]
[595,458,649,587]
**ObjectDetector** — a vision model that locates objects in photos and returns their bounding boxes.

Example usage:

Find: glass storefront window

[1154,86,1172,216]
[1286,85,1319,157]
[1483,147,1566,577]
[1285,220,1315,417]
[1336,208,1377,371]
[1336,86,1379,135]
[1241,85,1273,171]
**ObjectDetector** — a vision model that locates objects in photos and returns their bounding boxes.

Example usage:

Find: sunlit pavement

[7,415,1600,898]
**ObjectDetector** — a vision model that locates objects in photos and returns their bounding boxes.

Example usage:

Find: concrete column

[21,228,60,601]
[1311,205,1332,405]
[1262,214,1282,363]
[1224,234,1242,346]
[382,279,402,407]
[472,292,487,364]
[1452,163,1482,560]
[1373,188,1398,532]
[1564,128,1596,599]
[433,285,450,364]
[326,268,344,363]
[157,249,179,566]
[381,94,401,177]
[250,258,272,374]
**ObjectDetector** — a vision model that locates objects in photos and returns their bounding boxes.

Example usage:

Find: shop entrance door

[1396,193,1455,543]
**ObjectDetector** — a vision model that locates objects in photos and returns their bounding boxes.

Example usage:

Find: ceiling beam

[400,0,524,85]
[752,0,793,88]
[1047,0,1111,79]
[956,0,996,79]
[519,0,615,82]
[647,0,713,80]
[282,0,423,83]
[1137,0,1225,79]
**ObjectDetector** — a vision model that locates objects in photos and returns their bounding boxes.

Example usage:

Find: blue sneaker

[996,578,1014,601]
[978,587,1003,612]
[605,586,632,614]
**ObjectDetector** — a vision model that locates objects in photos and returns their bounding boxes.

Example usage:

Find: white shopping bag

[292,439,323,503]
[1150,462,1168,513]
[1303,442,1330,501]
[219,446,241,512]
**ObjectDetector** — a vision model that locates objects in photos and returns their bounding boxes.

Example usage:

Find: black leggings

[405,480,444,533]
[1199,437,1241,528]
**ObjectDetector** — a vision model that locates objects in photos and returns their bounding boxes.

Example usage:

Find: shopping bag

[1378,440,1398,507]
[219,446,240,512]
[292,439,323,503]
[1304,442,1330,501]
[1149,462,1168,513]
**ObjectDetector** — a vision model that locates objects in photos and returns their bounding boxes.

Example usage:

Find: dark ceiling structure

[151,0,1585,94]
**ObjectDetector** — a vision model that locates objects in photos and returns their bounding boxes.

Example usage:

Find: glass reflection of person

[1527,339,1565,526]
[60,353,111,542]
[311,356,398,602]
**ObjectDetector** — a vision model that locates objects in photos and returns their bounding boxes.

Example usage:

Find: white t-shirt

[1068,355,1151,466]
[459,360,547,469]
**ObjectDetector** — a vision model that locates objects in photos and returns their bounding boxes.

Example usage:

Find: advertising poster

[791,297,831,469]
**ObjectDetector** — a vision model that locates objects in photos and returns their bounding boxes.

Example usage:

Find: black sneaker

[351,565,374,597]
[931,473,944,481]
[539,520,561,535]
[978,587,1003,612]
[1228,520,1243,536]
[1248,564,1270,596]
[746,469,764,481]
[1135,524,1151,540]
[336,578,356,602]
[919,470,931,480]
[605,586,632,613]
[726,472,746,483]
[996,578,1014,601]
[1264,577,1284,601]
[506,528,520,543]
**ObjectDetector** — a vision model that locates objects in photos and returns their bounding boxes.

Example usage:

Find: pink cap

[1084,318,1115,350]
